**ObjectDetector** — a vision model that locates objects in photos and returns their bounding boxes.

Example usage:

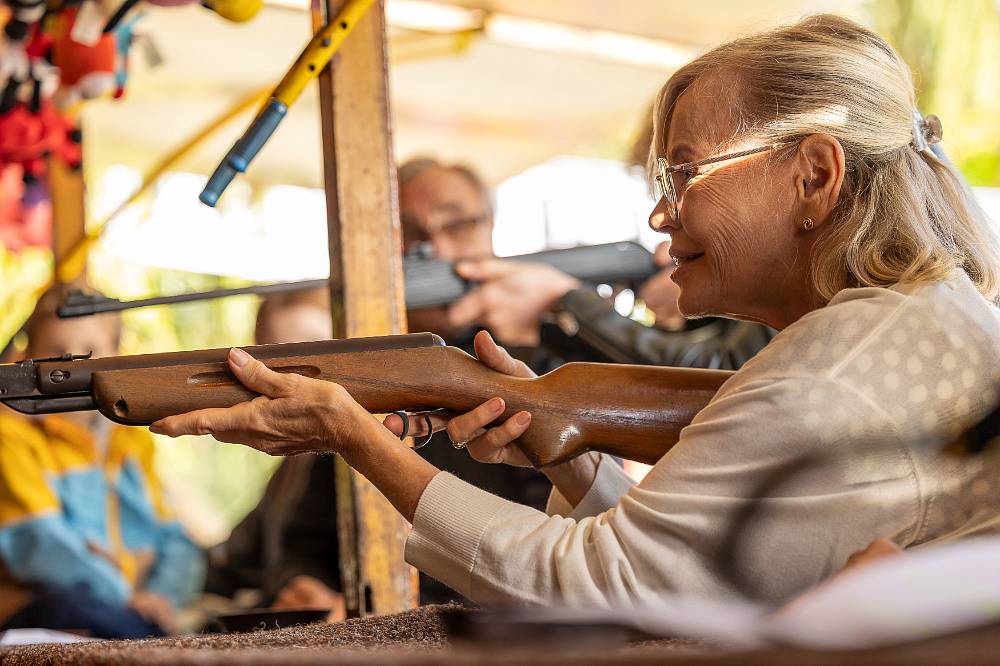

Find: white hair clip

[912,110,943,152]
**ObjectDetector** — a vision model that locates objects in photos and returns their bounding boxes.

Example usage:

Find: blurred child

[0,284,204,638]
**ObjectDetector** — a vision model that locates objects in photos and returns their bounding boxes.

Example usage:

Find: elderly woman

[153,15,1000,607]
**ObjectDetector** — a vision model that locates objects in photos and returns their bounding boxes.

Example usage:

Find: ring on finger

[450,435,473,450]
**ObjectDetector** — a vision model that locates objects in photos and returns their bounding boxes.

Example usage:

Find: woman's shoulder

[726,271,999,437]
[735,272,997,379]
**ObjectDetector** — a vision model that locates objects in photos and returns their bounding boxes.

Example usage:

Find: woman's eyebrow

[668,142,695,163]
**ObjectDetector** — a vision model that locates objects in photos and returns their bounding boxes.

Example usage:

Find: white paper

[0,628,98,645]
[525,536,1000,650]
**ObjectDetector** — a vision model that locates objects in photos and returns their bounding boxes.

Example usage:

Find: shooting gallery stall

[8,0,1000,663]
[1,0,870,620]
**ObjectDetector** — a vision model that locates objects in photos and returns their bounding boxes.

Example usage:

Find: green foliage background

[869,0,1000,186]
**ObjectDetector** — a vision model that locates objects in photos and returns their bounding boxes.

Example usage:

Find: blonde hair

[651,14,1000,303]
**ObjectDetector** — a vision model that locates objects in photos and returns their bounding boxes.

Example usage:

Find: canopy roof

[83,0,864,191]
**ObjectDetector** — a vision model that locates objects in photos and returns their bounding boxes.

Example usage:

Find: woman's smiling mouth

[670,249,706,268]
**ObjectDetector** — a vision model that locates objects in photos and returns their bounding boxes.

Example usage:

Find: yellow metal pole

[0,87,269,345]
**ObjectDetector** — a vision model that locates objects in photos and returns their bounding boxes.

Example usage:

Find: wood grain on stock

[91,346,730,467]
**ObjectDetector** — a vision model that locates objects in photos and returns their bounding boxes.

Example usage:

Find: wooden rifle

[0,333,729,467]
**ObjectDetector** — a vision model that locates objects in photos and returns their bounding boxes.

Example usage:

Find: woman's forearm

[541,451,601,507]
[338,418,441,523]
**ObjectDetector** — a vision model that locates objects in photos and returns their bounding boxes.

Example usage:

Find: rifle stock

[94,350,727,468]
[3,334,730,467]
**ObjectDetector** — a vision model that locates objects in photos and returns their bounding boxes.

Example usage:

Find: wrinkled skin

[648,70,844,329]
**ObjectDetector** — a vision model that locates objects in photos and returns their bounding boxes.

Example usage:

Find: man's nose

[430,234,457,262]
[648,196,678,233]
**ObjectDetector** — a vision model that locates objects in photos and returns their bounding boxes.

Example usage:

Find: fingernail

[230,348,251,368]
[149,423,164,435]
[516,412,531,426]
[490,397,504,413]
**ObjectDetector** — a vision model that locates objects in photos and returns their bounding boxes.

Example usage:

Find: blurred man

[402,157,774,370]
[398,159,553,515]
[0,285,203,638]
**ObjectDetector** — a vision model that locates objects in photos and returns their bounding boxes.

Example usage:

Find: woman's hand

[150,347,376,457]
[384,331,601,504]
[151,347,440,522]
[383,331,537,467]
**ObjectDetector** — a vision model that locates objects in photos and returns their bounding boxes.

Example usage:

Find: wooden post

[48,150,87,282]
[312,0,417,616]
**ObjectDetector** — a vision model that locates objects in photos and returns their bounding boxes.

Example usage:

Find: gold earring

[801,217,815,231]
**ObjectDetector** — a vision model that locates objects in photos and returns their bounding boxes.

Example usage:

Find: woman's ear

[795,134,846,226]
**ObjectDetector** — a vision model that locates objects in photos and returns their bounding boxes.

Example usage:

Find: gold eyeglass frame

[655,142,792,220]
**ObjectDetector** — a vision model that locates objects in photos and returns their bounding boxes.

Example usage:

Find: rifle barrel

[57,242,657,318]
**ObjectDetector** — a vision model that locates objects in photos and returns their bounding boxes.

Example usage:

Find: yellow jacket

[0,413,203,612]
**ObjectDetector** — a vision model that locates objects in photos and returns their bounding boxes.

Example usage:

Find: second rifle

[57,241,657,318]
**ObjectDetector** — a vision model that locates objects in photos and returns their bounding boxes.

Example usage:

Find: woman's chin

[676,293,711,319]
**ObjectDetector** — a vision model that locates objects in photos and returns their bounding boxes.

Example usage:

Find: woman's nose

[648,196,678,233]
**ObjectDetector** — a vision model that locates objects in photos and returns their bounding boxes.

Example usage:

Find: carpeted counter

[2,604,999,666]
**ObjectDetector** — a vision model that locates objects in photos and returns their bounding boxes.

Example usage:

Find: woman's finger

[454,258,516,281]
[382,412,406,437]
[465,411,532,464]
[473,331,535,378]
[445,396,505,445]
[228,348,297,398]
[150,400,259,438]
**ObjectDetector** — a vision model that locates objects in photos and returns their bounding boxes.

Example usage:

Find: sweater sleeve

[544,455,636,519]
[405,376,919,607]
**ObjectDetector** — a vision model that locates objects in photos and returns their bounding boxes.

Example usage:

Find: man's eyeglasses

[655,143,791,221]
[402,213,491,251]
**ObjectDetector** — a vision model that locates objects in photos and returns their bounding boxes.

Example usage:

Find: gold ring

[451,436,472,450]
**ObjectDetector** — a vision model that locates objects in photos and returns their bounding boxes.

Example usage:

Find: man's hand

[150,348,376,457]
[272,575,347,622]
[129,591,177,634]
[447,259,580,346]
[639,241,685,330]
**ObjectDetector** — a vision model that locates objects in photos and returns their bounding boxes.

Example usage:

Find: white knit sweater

[405,271,1000,606]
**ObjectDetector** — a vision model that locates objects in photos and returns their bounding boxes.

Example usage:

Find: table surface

[2,604,998,666]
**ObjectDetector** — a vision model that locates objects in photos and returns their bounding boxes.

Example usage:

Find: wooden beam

[48,151,87,283]
[313,0,417,616]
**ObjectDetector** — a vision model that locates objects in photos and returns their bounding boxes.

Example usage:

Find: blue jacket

[0,413,204,610]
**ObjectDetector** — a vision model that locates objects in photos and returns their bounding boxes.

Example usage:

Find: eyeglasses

[402,213,491,251]
[655,142,791,221]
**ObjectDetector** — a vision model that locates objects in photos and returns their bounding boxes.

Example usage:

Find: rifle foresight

[0,333,728,467]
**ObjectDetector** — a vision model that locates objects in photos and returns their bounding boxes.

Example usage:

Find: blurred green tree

[869,0,1000,185]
